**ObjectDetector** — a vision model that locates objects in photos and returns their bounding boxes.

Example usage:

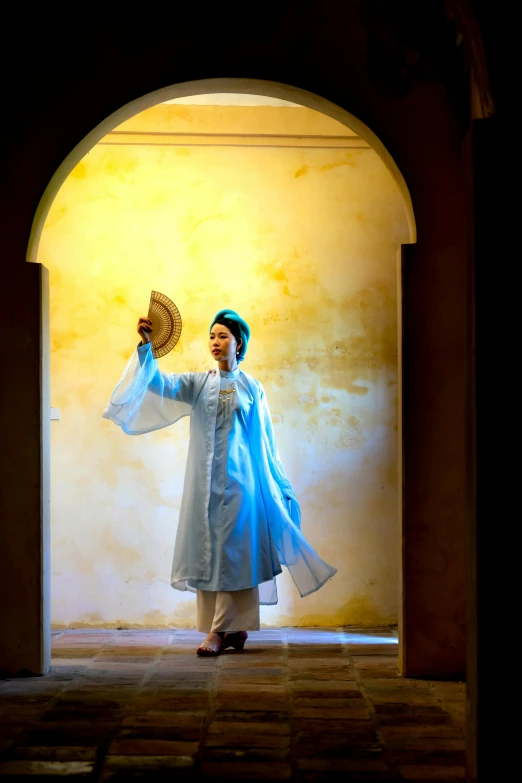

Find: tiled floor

[0,628,466,781]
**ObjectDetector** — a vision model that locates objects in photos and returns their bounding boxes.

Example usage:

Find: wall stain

[294,164,309,179]
[183,213,225,241]
[257,259,291,285]
[298,393,318,412]
[100,528,142,568]
[70,162,87,179]
[294,154,357,179]
[347,381,370,396]
[385,462,398,488]
[283,285,298,298]
[270,593,395,627]
[320,158,356,171]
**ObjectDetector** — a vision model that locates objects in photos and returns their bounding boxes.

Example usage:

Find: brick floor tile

[294,734,381,757]
[89,662,151,671]
[220,667,285,677]
[50,657,94,667]
[389,749,466,766]
[219,676,286,687]
[288,670,355,681]
[217,684,286,694]
[214,711,292,723]
[366,678,431,689]
[0,759,94,776]
[288,655,349,665]
[352,655,398,664]
[207,722,291,747]
[385,737,465,751]
[216,694,290,712]
[51,648,101,658]
[10,745,98,761]
[294,706,372,720]
[121,713,204,729]
[366,691,441,707]
[360,671,401,680]
[380,724,464,740]
[17,722,118,746]
[297,757,393,773]
[429,682,465,698]
[377,713,454,727]
[289,680,361,693]
[398,763,466,779]
[288,645,345,654]
[117,727,203,743]
[294,718,377,733]
[0,718,46,739]
[0,681,65,696]
[200,760,292,779]
[133,695,210,712]
[203,747,290,763]
[100,754,193,780]
[343,645,399,656]
[107,738,198,756]
[147,671,214,681]
[139,680,212,691]
[293,697,365,708]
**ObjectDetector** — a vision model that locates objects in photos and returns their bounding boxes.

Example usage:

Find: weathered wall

[38,103,409,628]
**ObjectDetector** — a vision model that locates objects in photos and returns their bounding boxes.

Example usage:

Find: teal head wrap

[210,309,250,363]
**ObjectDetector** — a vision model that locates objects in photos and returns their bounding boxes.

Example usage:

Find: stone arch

[27,76,416,658]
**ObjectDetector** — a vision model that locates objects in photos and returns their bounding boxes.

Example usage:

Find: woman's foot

[197,632,225,657]
[223,631,248,651]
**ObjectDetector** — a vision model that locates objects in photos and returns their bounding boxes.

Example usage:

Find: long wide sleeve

[257,385,301,529]
[248,377,337,598]
[102,342,198,435]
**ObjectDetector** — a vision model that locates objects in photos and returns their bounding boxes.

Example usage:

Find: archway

[27,77,416,662]
[27,78,416,259]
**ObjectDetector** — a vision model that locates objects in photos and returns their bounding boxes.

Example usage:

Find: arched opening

[28,79,416,258]
[27,78,416,648]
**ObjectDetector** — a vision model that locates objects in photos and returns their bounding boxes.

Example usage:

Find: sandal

[223,631,248,651]
[196,634,225,657]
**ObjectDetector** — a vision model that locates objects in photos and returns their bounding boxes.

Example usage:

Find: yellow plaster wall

[38,104,409,628]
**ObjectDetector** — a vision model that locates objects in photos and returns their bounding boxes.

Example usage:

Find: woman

[103,308,336,656]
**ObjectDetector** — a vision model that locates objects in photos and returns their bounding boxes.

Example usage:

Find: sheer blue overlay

[103,343,337,604]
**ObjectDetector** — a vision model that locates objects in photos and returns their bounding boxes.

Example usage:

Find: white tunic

[188,368,275,592]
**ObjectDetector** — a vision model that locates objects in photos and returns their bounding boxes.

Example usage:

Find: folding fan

[146,290,182,359]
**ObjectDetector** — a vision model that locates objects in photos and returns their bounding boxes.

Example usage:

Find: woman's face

[209,323,242,362]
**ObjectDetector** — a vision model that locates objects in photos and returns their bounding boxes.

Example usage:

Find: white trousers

[196,586,260,633]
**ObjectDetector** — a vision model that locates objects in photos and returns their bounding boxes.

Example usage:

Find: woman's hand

[137,317,152,345]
